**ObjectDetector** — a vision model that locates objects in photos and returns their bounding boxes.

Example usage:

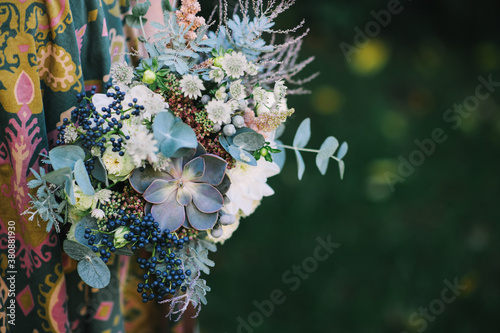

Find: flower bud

[113,226,131,248]
[220,213,236,225]
[223,124,236,136]
[142,69,157,84]
[210,224,223,238]
[232,115,245,128]
[213,56,224,68]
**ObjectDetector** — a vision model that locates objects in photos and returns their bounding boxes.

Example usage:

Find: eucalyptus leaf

[74,216,102,249]
[65,179,75,205]
[338,160,345,180]
[228,146,257,166]
[275,124,286,140]
[115,246,134,256]
[233,131,265,151]
[42,167,72,185]
[77,256,111,289]
[125,15,147,29]
[293,118,311,149]
[273,140,286,170]
[131,0,150,16]
[63,239,96,261]
[153,112,197,158]
[315,136,339,175]
[74,159,95,196]
[49,146,85,170]
[295,149,306,180]
[92,156,108,186]
[337,142,348,160]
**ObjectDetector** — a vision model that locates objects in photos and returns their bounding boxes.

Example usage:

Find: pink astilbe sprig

[176,0,206,41]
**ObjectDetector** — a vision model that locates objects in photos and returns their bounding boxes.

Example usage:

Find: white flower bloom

[246,62,259,76]
[73,184,95,212]
[180,74,204,99]
[91,208,106,220]
[255,91,289,116]
[94,189,112,204]
[229,80,245,100]
[224,159,280,216]
[110,61,134,85]
[221,52,248,78]
[128,85,166,119]
[274,80,287,103]
[215,86,227,101]
[252,86,268,105]
[102,146,136,182]
[209,67,225,83]
[126,128,159,166]
[63,124,79,144]
[205,99,233,125]
[151,153,171,171]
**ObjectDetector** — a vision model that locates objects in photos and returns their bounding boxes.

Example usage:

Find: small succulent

[129,146,230,231]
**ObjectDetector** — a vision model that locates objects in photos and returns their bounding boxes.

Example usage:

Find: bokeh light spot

[350,39,389,75]
[312,86,343,114]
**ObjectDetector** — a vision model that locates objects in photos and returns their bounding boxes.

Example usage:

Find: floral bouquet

[23,0,347,320]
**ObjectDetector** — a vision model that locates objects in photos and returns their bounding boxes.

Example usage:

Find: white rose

[102,146,136,182]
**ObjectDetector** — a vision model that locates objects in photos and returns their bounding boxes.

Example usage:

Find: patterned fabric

[0,1,196,332]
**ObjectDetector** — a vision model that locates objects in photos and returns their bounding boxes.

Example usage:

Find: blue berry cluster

[83,211,192,301]
[57,84,143,160]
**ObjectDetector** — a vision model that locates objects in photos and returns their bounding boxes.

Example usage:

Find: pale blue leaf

[65,179,75,205]
[63,239,96,261]
[74,216,103,249]
[295,149,306,180]
[337,142,348,160]
[293,118,311,149]
[315,136,339,175]
[233,131,265,151]
[153,112,197,158]
[42,167,72,186]
[275,124,286,140]
[78,256,111,289]
[228,146,257,166]
[49,146,85,170]
[338,160,345,180]
[92,157,108,186]
[273,140,286,170]
[74,159,94,196]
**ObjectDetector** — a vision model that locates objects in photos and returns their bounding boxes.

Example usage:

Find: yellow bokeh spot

[350,39,389,75]
[312,86,343,114]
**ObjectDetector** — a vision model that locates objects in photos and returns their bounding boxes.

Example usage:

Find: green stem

[139,15,147,41]
[277,144,341,162]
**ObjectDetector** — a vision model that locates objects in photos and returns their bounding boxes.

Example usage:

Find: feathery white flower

[63,124,79,144]
[209,67,225,83]
[205,99,233,125]
[221,52,248,78]
[246,62,259,76]
[274,80,287,103]
[126,129,159,166]
[252,86,268,105]
[180,74,204,99]
[94,189,112,204]
[229,80,245,100]
[110,61,134,85]
[215,86,227,101]
[91,208,106,220]
[225,160,280,216]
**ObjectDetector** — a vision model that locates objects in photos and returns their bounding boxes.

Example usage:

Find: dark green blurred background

[199,0,500,332]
